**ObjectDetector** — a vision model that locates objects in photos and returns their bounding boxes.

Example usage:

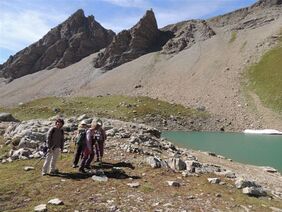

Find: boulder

[235,179,258,189]
[92,175,108,182]
[167,158,186,171]
[146,156,162,168]
[48,198,64,205]
[127,182,140,188]
[242,187,267,197]
[34,204,47,212]
[11,148,32,160]
[24,166,35,171]
[0,113,18,122]
[167,181,180,187]
[208,178,221,184]
[18,137,40,149]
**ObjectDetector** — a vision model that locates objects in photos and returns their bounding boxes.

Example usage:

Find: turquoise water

[162,131,282,172]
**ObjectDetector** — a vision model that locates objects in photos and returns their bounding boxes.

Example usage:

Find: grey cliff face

[161,20,216,54]
[0,9,115,81]
[93,10,171,71]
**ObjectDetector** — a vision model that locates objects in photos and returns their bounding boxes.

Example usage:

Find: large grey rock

[146,156,162,168]
[167,181,180,187]
[167,158,186,171]
[185,160,202,172]
[208,178,221,184]
[34,204,47,212]
[127,182,140,188]
[24,166,35,171]
[242,187,267,197]
[11,148,32,160]
[0,9,115,81]
[92,175,108,182]
[235,179,258,189]
[18,137,40,149]
[48,198,64,205]
[0,113,18,122]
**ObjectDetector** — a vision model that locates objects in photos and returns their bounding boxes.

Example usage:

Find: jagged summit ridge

[93,10,171,70]
[0,9,115,80]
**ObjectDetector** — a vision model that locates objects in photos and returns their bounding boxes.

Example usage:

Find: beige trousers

[42,148,60,174]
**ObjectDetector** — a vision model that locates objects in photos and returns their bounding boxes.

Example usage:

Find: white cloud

[0,9,67,53]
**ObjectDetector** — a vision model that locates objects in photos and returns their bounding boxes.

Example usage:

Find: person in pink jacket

[79,119,106,173]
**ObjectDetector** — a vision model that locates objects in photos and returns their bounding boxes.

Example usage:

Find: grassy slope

[1,144,282,211]
[247,33,282,113]
[0,96,207,121]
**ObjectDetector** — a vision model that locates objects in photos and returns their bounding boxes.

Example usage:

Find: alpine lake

[162,131,282,173]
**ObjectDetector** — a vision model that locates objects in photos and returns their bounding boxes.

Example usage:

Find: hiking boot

[50,169,59,175]
[42,172,47,176]
[85,165,91,169]
[72,164,78,168]
[79,168,86,173]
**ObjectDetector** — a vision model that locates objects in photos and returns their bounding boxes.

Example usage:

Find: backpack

[76,130,86,146]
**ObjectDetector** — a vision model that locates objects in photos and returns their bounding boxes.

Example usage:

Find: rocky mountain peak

[0,9,115,81]
[94,9,171,70]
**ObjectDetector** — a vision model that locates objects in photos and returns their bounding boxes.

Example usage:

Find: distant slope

[0,0,282,131]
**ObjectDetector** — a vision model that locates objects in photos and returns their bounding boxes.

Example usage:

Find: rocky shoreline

[0,114,282,210]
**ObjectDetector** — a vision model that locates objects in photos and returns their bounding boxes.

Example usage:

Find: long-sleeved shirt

[47,127,64,150]
[85,128,106,150]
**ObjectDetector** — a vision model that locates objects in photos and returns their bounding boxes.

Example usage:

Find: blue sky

[0,0,257,64]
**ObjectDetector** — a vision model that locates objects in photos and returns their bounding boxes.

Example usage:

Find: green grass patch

[0,96,207,121]
[247,37,282,113]
[0,136,10,156]
[229,31,237,43]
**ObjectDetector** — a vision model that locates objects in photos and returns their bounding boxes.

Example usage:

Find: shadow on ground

[48,161,139,180]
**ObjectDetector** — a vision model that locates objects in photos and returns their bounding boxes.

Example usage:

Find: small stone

[187,196,195,200]
[262,167,277,173]
[24,166,35,171]
[48,198,64,205]
[269,207,282,212]
[208,178,221,184]
[92,175,108,182]
[167,181,180,187]
[215,193,222,197]
[34,204,47,212]
[127,182,140,188]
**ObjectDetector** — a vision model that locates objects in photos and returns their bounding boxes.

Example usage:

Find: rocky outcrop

[161,20,215,54]
[209,0,282,28]
[254,0,282,7]
[0,9,115,81]
[93,10,171,70]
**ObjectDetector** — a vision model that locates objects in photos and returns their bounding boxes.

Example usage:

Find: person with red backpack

[72,120,88,168]
[42,118,65,176]
[79,119,106,173]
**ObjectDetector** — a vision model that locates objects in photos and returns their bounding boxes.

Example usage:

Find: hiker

[79,120,96,173]
[72,120,88,168]
[42,118,65,176]
[94,119,107,163]
[79,119,106,173]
